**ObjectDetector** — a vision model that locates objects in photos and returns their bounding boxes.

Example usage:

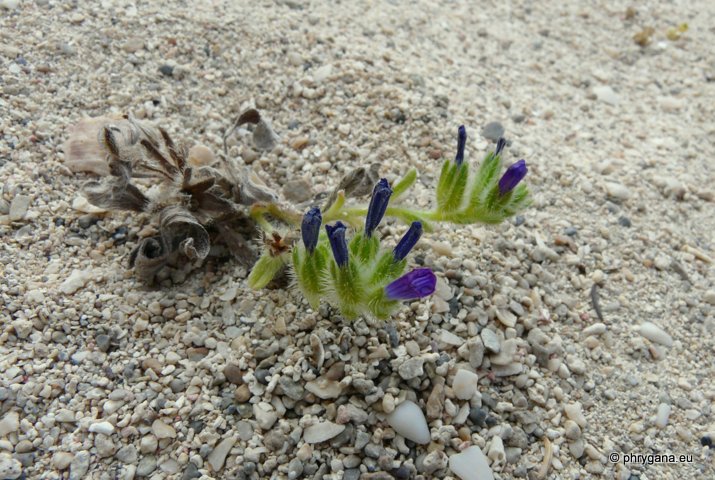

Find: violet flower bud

[365,178,392,237]
[301,207,322,253]
[385,268,436,300]
[455,125,467,166]
[498,159,528,195]
[326,221,349,267]
[495,137,507,156]
[393,221,423,262]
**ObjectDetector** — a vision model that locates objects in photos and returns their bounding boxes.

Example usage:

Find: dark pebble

[243,461,257,474]
[95,334,112,353]
[701,435,712,448]
[16,56,28,66]
[287,120,300,130]
[255,369,270,384]
[343,469,361,480]
[514,215,525,226]
[485,415,499,427]
[223,364,243,385]
[469,407,488,427]
[618,216,632,227]
[112,226,129,245]
[385,323,399,348]
[78,214,99,229]
[180,463,201,480]
[564,226,578,236]
[391,466,412,480]
[170,379,186,393]
[481,121,505,141]
[53,217,65,227]
[512,113,526,123]
[189,420,204,433]
[159,64,174,77]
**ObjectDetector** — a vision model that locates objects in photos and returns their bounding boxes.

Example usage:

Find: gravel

[1,1,713,479]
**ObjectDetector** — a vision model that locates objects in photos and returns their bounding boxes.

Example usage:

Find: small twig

[591,283,604,322]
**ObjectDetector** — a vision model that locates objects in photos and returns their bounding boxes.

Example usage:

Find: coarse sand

[1,1,714,479]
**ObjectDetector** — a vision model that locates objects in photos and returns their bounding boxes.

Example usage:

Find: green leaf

[247,253,286,289]
[392,168,417,200]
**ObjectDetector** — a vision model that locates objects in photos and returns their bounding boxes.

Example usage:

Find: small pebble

[386,401,430,444]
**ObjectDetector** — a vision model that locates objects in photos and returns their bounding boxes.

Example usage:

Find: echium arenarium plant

[248,125,530,320]
[75,111,529,320]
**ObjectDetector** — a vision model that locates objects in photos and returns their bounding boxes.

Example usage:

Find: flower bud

[393,221,423,262]
[326,221,349,267]
[365,178,392,237]
[385,268,436,300]
[498,159,527,195]
[301,207,322,253]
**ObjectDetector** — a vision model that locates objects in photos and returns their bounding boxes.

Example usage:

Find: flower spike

[301,207,322,253]
[385,268,436,300]
[393,221,423,262]
[326,221,349,267]
[365,178,392,237]
[455,125,467,166]
[498,159,528,195]
[495,137,507,156]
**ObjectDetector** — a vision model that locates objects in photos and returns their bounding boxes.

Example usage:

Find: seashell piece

[63,116,121,176]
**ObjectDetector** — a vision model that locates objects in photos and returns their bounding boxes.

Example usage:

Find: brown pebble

[290,136,310,151]
[142,358,162,374]
[324,361,345,381]
[234,384,251,402]
[186,347,208,362]
[428,149,442,160]
[223,364,244,385]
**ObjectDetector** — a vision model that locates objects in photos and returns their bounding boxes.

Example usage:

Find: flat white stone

[386,400,430,444]
[0,412,19,437]
[303,421,345,444]
[151,419,176,439]
[449,445,494,480]
[452,369,479,400]
[638,322,673,347]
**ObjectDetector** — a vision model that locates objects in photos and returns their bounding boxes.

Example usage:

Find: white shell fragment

[449,445,494,480]
[62,116,119,175]
[303,421,345,444]
[386,400,430,444]
[638,322,673,347]
[452,369,479,400]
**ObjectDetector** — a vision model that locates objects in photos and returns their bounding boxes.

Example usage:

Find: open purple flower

[455,125,467,166]
[495,137,507,156]
[393,221,423,262]
[385,268,436,300]
[365,178,392,237]
[498,159,527,195]
[301,207,322,253]
[326,221,349,267]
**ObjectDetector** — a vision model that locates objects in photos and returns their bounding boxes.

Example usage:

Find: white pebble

[582,323,607,336]
[655,403,671,428]
[0,412,19,437]
[9,194,30,221]
[449,445,494,480]
[638,322,673,347]
[452,369,479,400]
[386,400,430,444]
[593,85,620,105]
[487,436,506,465]
[564,403,587,428]
[88,421,114,435]
[703,290,715,306]
[303,421,345,444]
[60,269,92,294]
[605,182,631,200]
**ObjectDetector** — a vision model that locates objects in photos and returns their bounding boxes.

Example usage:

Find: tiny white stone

[88,421,114,435]
[593,85,620,105]
[582,323,607,336]
[449,445,494,480]
[60,269,92,294]
[438,330,464,346]
[303,421,345,444]
[386,400,430,444]
[638,322,673,347]
[0,412,20,437]
[655,403,671,429]
[605,182,631,200]
[9,194,30,221]
[564,403,587,428]
[452,369,479,400]
[208,437,236,471]
[253,402,278,430]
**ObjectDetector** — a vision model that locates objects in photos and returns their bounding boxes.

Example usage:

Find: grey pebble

[481,121,505,141]
[159,64,174,77]
[115,444,137,464]
[136,456,157,477]
[170,379,186,393]
[264,430,287,451]
[95,334,111,352]
[180,463,201,480]
[343,469,361,480]
[69,451,90,480]
[287,458,304,479]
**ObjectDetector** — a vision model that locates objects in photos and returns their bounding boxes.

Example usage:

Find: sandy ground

[1,0,714,479]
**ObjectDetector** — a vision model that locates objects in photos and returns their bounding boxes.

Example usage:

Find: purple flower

[495,137,507,156]
[385,268,436,300]
[365,178,392,237]
[301,207,322,253]
[326,221,349,267]
[498,159,527,195]
[455,125,467,166]
[393,221,423,262]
